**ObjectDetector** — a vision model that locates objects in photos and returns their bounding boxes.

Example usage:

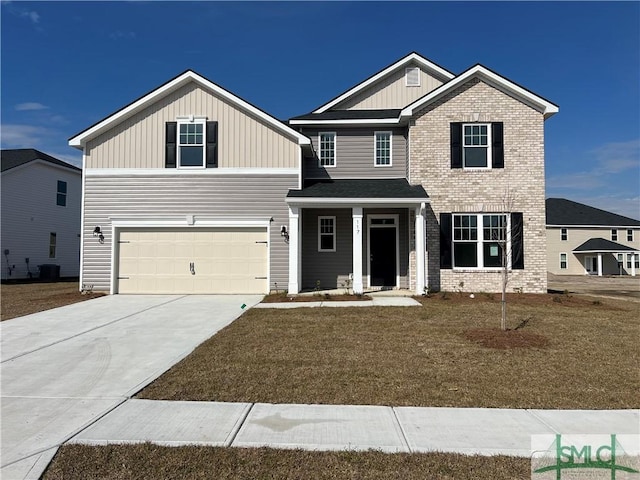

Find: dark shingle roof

[287,179,428,199]
[290,109,402,121]
[573,238,637,252]
[546,198,640,227]
[1,149,81,173]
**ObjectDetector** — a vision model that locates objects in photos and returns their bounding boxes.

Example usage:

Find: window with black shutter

[450,122,504,169]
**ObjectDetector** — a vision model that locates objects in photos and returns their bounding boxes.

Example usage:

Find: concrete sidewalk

[70,399,640,456]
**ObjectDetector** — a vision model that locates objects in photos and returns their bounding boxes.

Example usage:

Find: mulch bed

[463,327,550,349]
[262,293,372,303]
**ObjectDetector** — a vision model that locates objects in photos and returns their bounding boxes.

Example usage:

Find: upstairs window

[451,122,503,169]
[319,132,336,167]
[611,229,618,241]
[561,228,567,241]
[318,216,336,252]
[405,67,420,86]
[178,120,205,168]
[463,124,490,168]
[165,119,217,169]
[627,229,633,242]
[375,132,392,166]
[56,181,67,207]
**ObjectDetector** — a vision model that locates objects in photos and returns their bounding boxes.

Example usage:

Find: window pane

[180,124,187,133]
[180,146,204,166]
[483,242,502,267]
[454,243,477,267]
[57,181,67,194]
[320,235,334,251]
[464,147,488,167]
[57,193,66,207]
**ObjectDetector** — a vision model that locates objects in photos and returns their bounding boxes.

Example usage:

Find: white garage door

[117,228,268,294]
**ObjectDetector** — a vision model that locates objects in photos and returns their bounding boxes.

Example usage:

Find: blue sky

[2,1,639,219]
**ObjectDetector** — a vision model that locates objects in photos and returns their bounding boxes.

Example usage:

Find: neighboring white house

[1,149,82,280]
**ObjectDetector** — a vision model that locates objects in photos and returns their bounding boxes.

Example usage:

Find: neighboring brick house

[69,52,557,295]
[546,198,640,276]
[1,149,82,281]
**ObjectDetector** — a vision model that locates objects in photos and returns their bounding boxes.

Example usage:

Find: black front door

[370,228,396,287]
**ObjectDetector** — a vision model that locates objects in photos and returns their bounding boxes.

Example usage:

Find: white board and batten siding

[82,174,297,293]
[84,82,299,169]
[1,163,81,280]
[335,63,445,110]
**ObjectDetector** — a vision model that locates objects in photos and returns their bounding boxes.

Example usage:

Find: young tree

[491,189,522,331]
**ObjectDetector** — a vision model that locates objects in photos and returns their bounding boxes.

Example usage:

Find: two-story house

[1,149,82,281]
[546,198,640,276]
[69,52,558,295]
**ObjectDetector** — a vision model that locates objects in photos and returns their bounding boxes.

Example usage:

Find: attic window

[405,67,420,87]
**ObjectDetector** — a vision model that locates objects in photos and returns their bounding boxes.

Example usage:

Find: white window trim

[318,132,336,168]
[560,252,568,269]
[611,229,618,241]
[451,213,511,270]
[561,228,567,241]
[627,229,633,242]
[176,116,207,169]
[405,67,420,87]
[462,123,492,170]
[374,131,393,167]
[318,216,336,252]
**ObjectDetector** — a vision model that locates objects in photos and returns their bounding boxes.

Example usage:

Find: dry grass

[43,444,531,480]
[1,281,104,321]
[138,293,639,409]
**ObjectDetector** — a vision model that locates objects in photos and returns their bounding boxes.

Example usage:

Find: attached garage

[116,227,268,294]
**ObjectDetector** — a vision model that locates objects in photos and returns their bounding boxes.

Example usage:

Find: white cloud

[15,102,49,111]
[46,151,82,168]
[0,124,53,148]
[109,31,136,40]
[3,3,41,24]
[590,139,640,174]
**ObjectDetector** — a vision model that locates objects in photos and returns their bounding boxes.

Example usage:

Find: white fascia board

[289,118,400,126]
[285,197,430,206]
[313,53,455,114]
[401,65,559,119]
[84,168,299,176]
[110,216,271,228]
[573,249,639,254]
[69,71,310,148]
[547,224,640,229]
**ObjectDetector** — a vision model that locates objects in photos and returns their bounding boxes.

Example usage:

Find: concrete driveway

[0,294,261,479]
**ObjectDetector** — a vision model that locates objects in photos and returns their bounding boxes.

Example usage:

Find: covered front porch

[285,179,429,295]
[573,238,639,276]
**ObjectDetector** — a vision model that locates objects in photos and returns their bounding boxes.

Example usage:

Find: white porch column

[352,207,364,294]
[597,253,603,277]
[415,203,426,295]
[287,206,300,294]
[632,253,637,277]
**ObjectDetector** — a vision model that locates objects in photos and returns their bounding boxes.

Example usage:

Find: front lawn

[43,444,530,480]
[137,293,639,409]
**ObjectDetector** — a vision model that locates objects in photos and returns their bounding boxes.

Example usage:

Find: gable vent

[405,67,420,87]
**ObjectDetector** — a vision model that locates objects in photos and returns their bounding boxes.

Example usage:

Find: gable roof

[1,149,81,173]
[546,198,640,227]
[312,52,455,114]
[69,70,310,149]
[573,238,637,253]
[401,64,559,119]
